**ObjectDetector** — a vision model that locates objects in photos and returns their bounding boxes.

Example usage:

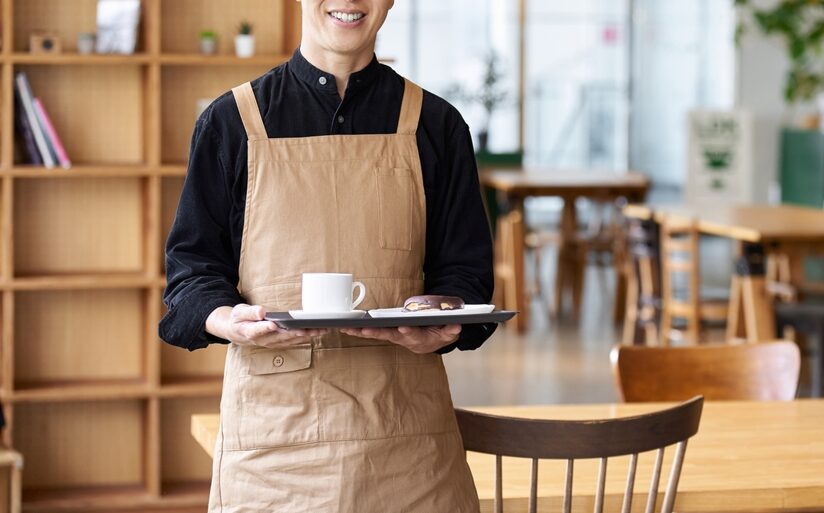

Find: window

[379,0,734,184]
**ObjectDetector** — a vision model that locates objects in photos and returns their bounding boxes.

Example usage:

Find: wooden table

[482,169,650,330]
[624,203,824,342]
[192,400,824,513]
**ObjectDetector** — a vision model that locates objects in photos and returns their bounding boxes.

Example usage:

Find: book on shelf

[13,86,43,166]
[14,72,72,169]
[34,99,72,169]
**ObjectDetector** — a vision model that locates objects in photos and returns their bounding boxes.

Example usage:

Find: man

[160,0,495,511]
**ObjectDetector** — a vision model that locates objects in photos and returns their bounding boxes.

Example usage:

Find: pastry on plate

[402,295,465,312]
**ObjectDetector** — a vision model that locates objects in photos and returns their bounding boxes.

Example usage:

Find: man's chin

[324,38,371,56]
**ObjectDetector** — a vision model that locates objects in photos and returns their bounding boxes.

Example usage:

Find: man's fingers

[241,320,279,339]
[232,304,266,322]
[440,324,462,338]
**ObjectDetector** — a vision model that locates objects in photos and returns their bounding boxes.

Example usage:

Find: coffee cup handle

[351,281,366,310]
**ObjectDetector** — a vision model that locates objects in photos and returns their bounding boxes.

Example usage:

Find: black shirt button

[337,115,345,124]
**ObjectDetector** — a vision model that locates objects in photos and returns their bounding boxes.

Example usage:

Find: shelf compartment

[13,399,145,491]
[14,289,146,388]
[12,0,147,54]
[161,343,226,388]
[160,481,210,510]
[14,177,144,276]
[160,396,220,491]
[160,0,284,55]
[15,65,144,166]
[158,378,222,399]
[161,65,272,163]
[21,484,151,513]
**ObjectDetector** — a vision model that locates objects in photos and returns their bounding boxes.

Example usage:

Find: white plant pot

[234,34,255,58]
[199,38,217,55]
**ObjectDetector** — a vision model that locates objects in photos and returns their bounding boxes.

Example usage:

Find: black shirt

[159,49,496,353]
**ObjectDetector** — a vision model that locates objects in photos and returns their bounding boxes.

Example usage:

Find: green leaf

[790,37,806,59]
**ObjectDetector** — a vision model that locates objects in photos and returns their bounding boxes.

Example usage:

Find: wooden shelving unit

[0,0,301,511]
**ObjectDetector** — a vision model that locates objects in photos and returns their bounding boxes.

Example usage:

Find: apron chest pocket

[245,345,312,375]
[376,167,414,251]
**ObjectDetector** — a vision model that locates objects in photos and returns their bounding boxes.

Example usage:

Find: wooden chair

[622,217,662,346]
[659,216,728,345]
[775,302,824,397]
[493,210,527,332]
[610,341,800,402]
[455,396,704,513]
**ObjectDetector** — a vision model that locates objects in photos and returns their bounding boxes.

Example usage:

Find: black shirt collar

[288,48,381,94]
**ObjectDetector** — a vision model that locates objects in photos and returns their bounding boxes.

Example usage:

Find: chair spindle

[529,458,538,513]
[563,458,574,513]
[594,457,608,513]
[495,454,503,513]
[661,440,688,513]
[645,447,665,513]
[621,453,639,513]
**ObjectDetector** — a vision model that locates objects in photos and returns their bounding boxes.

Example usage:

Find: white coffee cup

[301,273,366,313]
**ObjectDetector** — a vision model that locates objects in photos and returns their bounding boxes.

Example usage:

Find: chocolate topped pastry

[403,295,465,312]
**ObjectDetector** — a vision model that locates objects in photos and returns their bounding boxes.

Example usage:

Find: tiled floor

[444,259,623,407]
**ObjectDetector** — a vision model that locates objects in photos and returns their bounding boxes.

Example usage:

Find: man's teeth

[330,11,364,23]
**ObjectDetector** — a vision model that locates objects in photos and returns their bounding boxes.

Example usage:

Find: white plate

[368,304,495,318]
[288,310,367,320]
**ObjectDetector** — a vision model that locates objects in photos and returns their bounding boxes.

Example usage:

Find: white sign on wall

[686,110,754,204]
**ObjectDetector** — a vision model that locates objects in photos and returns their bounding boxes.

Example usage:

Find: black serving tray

[264,310,517,330]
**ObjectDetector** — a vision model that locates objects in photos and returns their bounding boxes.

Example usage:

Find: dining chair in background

[493,210,527,332]
[659,216,728,345]
[610,341,800,402]
[455,396,704,513]
[622,216,662,346]
[775,302,824,397]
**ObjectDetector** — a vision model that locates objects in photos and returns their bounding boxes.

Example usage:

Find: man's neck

[300,41,375,99]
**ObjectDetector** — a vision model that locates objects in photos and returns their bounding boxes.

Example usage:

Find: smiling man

[160,1,495,511]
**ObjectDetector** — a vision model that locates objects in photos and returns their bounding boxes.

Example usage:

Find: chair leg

[622,263,639,346]
[571,241,586,320]
[812,325,824,398]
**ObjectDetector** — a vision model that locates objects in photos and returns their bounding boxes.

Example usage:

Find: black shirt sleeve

[423,114,497,354]
[159,109,244,351]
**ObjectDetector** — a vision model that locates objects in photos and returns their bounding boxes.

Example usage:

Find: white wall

[734,2,787,203]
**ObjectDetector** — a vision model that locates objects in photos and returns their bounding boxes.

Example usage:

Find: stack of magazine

[14,72,71,169]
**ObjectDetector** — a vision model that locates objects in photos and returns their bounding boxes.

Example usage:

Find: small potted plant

[444,51,509,154]
[234,20,254,58]
[199,29,217,55]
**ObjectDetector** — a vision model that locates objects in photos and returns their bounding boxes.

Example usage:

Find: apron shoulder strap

[396,78,423,135]
[231,82,268,140]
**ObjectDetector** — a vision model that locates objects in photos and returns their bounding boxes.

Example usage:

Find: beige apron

[207,78,480,513]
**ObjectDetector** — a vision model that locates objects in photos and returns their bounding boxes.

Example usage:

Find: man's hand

[206,304,327,348]
[340,325,461,354]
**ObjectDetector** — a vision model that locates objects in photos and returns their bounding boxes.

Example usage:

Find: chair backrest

[494,211,526,331]
[611,341,800,402]
[624,217,662,345]
[455,396,703,513]
[659,216,701,344]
